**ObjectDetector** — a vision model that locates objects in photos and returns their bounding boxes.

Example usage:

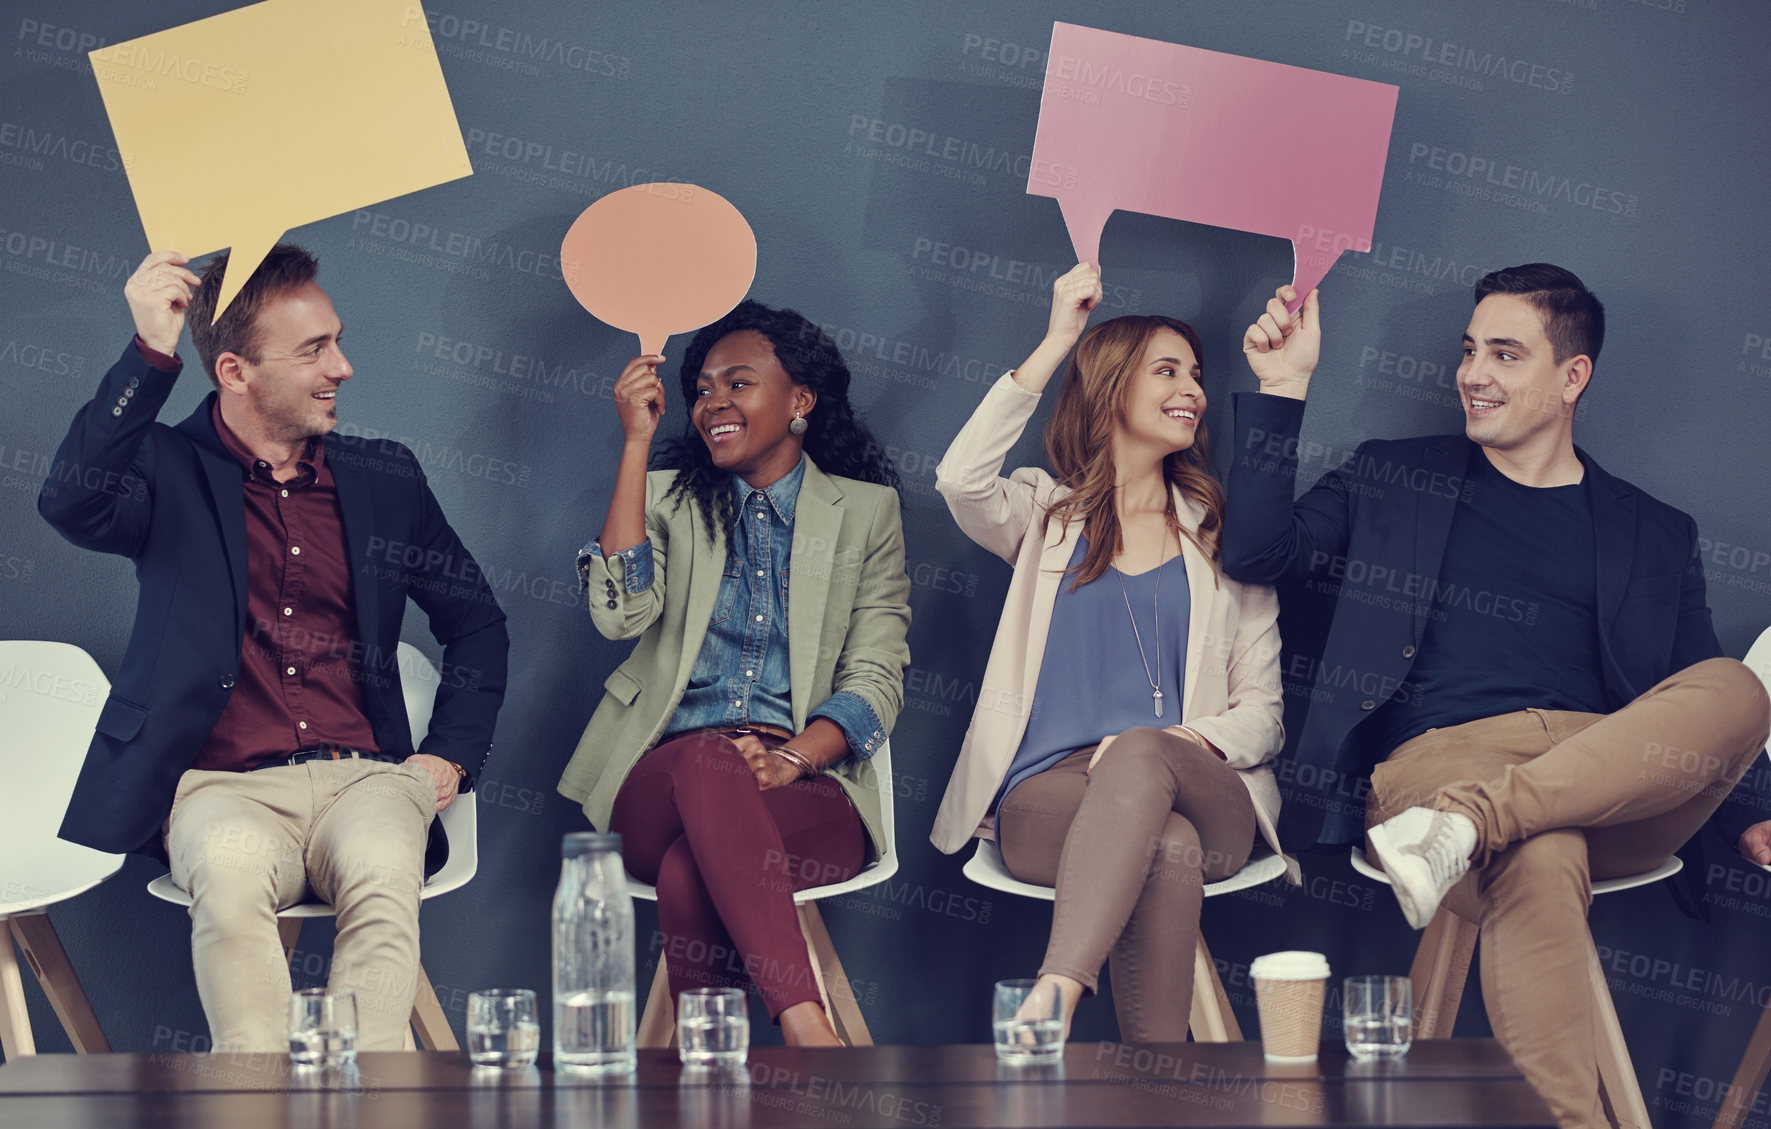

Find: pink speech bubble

[1028,23,1398,307]
[561,183,757,356]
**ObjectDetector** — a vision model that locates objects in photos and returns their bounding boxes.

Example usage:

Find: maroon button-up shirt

[191,397,379,771]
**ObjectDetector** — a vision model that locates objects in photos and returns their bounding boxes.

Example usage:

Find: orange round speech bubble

[560,183,757,356]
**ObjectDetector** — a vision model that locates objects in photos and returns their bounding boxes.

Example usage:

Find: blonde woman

[931,264,1291,1041]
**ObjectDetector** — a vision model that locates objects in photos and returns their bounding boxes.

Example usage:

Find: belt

[672,724,794,744]
[249,746,404,771]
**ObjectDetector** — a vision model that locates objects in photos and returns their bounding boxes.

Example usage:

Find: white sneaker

[1367,807,1477,930]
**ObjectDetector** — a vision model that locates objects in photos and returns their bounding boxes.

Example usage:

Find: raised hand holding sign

[90,0,473,321]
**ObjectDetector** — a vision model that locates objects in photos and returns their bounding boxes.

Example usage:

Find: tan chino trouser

[1366,658,1771,1129]
[166,758,437,1053]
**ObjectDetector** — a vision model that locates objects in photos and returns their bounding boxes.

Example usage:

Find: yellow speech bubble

[89,0,471,320]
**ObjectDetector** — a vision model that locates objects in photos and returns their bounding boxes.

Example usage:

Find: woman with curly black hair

[559,300,910,1047]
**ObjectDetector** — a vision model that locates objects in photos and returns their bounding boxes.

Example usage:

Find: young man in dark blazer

[1226,264,1771,1128]
[39,247,508,1054]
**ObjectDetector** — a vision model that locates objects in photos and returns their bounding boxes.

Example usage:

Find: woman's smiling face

[692,329,816,486]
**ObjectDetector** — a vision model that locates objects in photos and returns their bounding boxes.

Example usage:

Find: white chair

[0,641,126,1058]
[1350,845,1681,1127]
[146,641,476,1050]
[1711,626,1771,1129]
[962,838,1291,1041]
[630,740,900,1048]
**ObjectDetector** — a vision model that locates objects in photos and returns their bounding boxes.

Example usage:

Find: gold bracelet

[770,746,817,779]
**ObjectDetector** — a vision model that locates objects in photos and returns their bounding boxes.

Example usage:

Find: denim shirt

[579,458,884,760]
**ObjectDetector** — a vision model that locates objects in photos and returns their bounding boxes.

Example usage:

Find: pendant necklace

[1115,556,1167,718]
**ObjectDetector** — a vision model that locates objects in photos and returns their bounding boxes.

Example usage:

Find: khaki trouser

[166,758,437,1053]
[1366,658,1771,1129]
[998,727,1257,1042]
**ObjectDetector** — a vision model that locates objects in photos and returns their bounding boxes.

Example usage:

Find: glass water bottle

[552,832,636,1073]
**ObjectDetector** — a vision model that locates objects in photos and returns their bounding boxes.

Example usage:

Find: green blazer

[558,458,911,858]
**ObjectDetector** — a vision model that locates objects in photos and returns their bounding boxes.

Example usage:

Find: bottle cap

[562,831,622,858]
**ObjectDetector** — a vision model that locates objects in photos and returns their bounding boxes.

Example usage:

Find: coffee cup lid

[1249,951,1331,980]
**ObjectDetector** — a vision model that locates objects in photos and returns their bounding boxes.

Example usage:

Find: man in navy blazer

[1225,264,1770,1128]
[40,246,507,1054]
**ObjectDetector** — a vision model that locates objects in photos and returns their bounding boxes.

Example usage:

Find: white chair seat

[146,640,478,915]
[0,642,126,921]
[963,839,1288,901]
[0,841,123,920]
[1349,845,1682,895]
[960,836,1289,1043]
[144,793,477,914]
[0,640,127,1056]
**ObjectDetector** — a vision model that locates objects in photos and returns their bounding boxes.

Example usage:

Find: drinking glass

[288,988,358,1068]
[1342,975,1412,1058]
[468,989,542,1068]
[993,979,1063,1065]
[677,988,749,1068]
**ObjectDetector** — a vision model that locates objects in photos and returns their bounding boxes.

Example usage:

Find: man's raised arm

[1221,286,1356,587]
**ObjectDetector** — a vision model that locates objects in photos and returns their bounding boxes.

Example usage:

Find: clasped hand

[732,733,801,791]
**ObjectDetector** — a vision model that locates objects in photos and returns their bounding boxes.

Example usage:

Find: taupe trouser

[1366,658,1771,1129]
[998,727,1257,1041]
[166,759,437,1053]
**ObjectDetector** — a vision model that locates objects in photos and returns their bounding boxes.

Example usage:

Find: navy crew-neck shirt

[1362,451,1608,757]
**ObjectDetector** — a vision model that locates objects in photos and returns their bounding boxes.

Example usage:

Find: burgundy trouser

[610,731,866,1021]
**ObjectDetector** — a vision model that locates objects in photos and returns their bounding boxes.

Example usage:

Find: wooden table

[0,1040,1555,1127]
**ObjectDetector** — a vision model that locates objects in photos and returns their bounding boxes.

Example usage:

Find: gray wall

[3,0,1768,1121]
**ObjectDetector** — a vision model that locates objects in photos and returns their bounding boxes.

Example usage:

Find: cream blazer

[928,373,1296,881]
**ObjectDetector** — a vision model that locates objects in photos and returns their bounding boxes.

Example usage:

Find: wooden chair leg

[1188,936,1243,1042]
[408,963,458,1051]
[637,958,676,1048]
[1409,908,1477,1039]
[797,904,872,1047]
[1586,941,1649,1129]
[277,918,303,965]
[8,913,109,1052]
[1711,997,1771,1129]
[0,919,35,1058]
